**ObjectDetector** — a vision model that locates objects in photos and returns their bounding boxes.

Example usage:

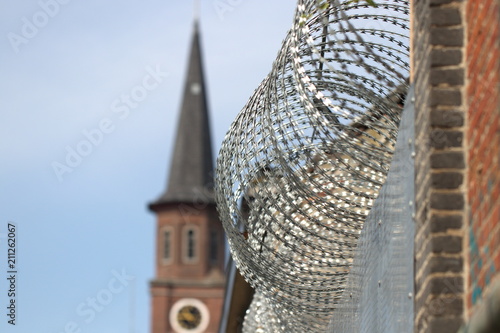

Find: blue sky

[0,1,294,332]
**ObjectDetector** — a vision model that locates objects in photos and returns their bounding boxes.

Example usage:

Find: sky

[0,1,295,332]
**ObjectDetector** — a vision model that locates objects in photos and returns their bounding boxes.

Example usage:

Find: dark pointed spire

[150,21,214,209]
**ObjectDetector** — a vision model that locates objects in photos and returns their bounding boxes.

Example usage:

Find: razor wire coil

[215,0,409,331]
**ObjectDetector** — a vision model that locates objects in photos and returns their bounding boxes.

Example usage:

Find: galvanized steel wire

[215,0,409,331]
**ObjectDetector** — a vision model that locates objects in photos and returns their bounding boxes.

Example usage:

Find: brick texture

[412,0,467,330]
[465,0,500,315]
[413,0,500,329]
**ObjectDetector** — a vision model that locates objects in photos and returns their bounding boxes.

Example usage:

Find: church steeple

[148,20,225,333]
[150,21,214,208]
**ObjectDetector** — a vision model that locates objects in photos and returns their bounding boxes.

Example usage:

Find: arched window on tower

[187,229,195,258]
[183,226,198,263]
[161,227,173,265]
[164,231,171,259]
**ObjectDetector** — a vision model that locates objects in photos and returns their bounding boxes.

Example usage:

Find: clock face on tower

[169,298,210,333]
[177,305,201,329]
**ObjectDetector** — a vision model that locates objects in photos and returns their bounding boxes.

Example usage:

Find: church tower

[148,21,226,333]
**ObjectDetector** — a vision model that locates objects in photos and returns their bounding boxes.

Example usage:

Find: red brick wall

[466,0,500,313]
[412,0,468,331]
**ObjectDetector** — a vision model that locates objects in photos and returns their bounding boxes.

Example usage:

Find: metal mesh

[241,291,283,333]
[215,0,409,331]
[327,85,415,333]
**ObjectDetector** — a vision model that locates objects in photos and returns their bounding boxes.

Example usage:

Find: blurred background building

[148,21,225,333]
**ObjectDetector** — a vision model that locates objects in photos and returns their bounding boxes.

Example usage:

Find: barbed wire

[215,0,409,331]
